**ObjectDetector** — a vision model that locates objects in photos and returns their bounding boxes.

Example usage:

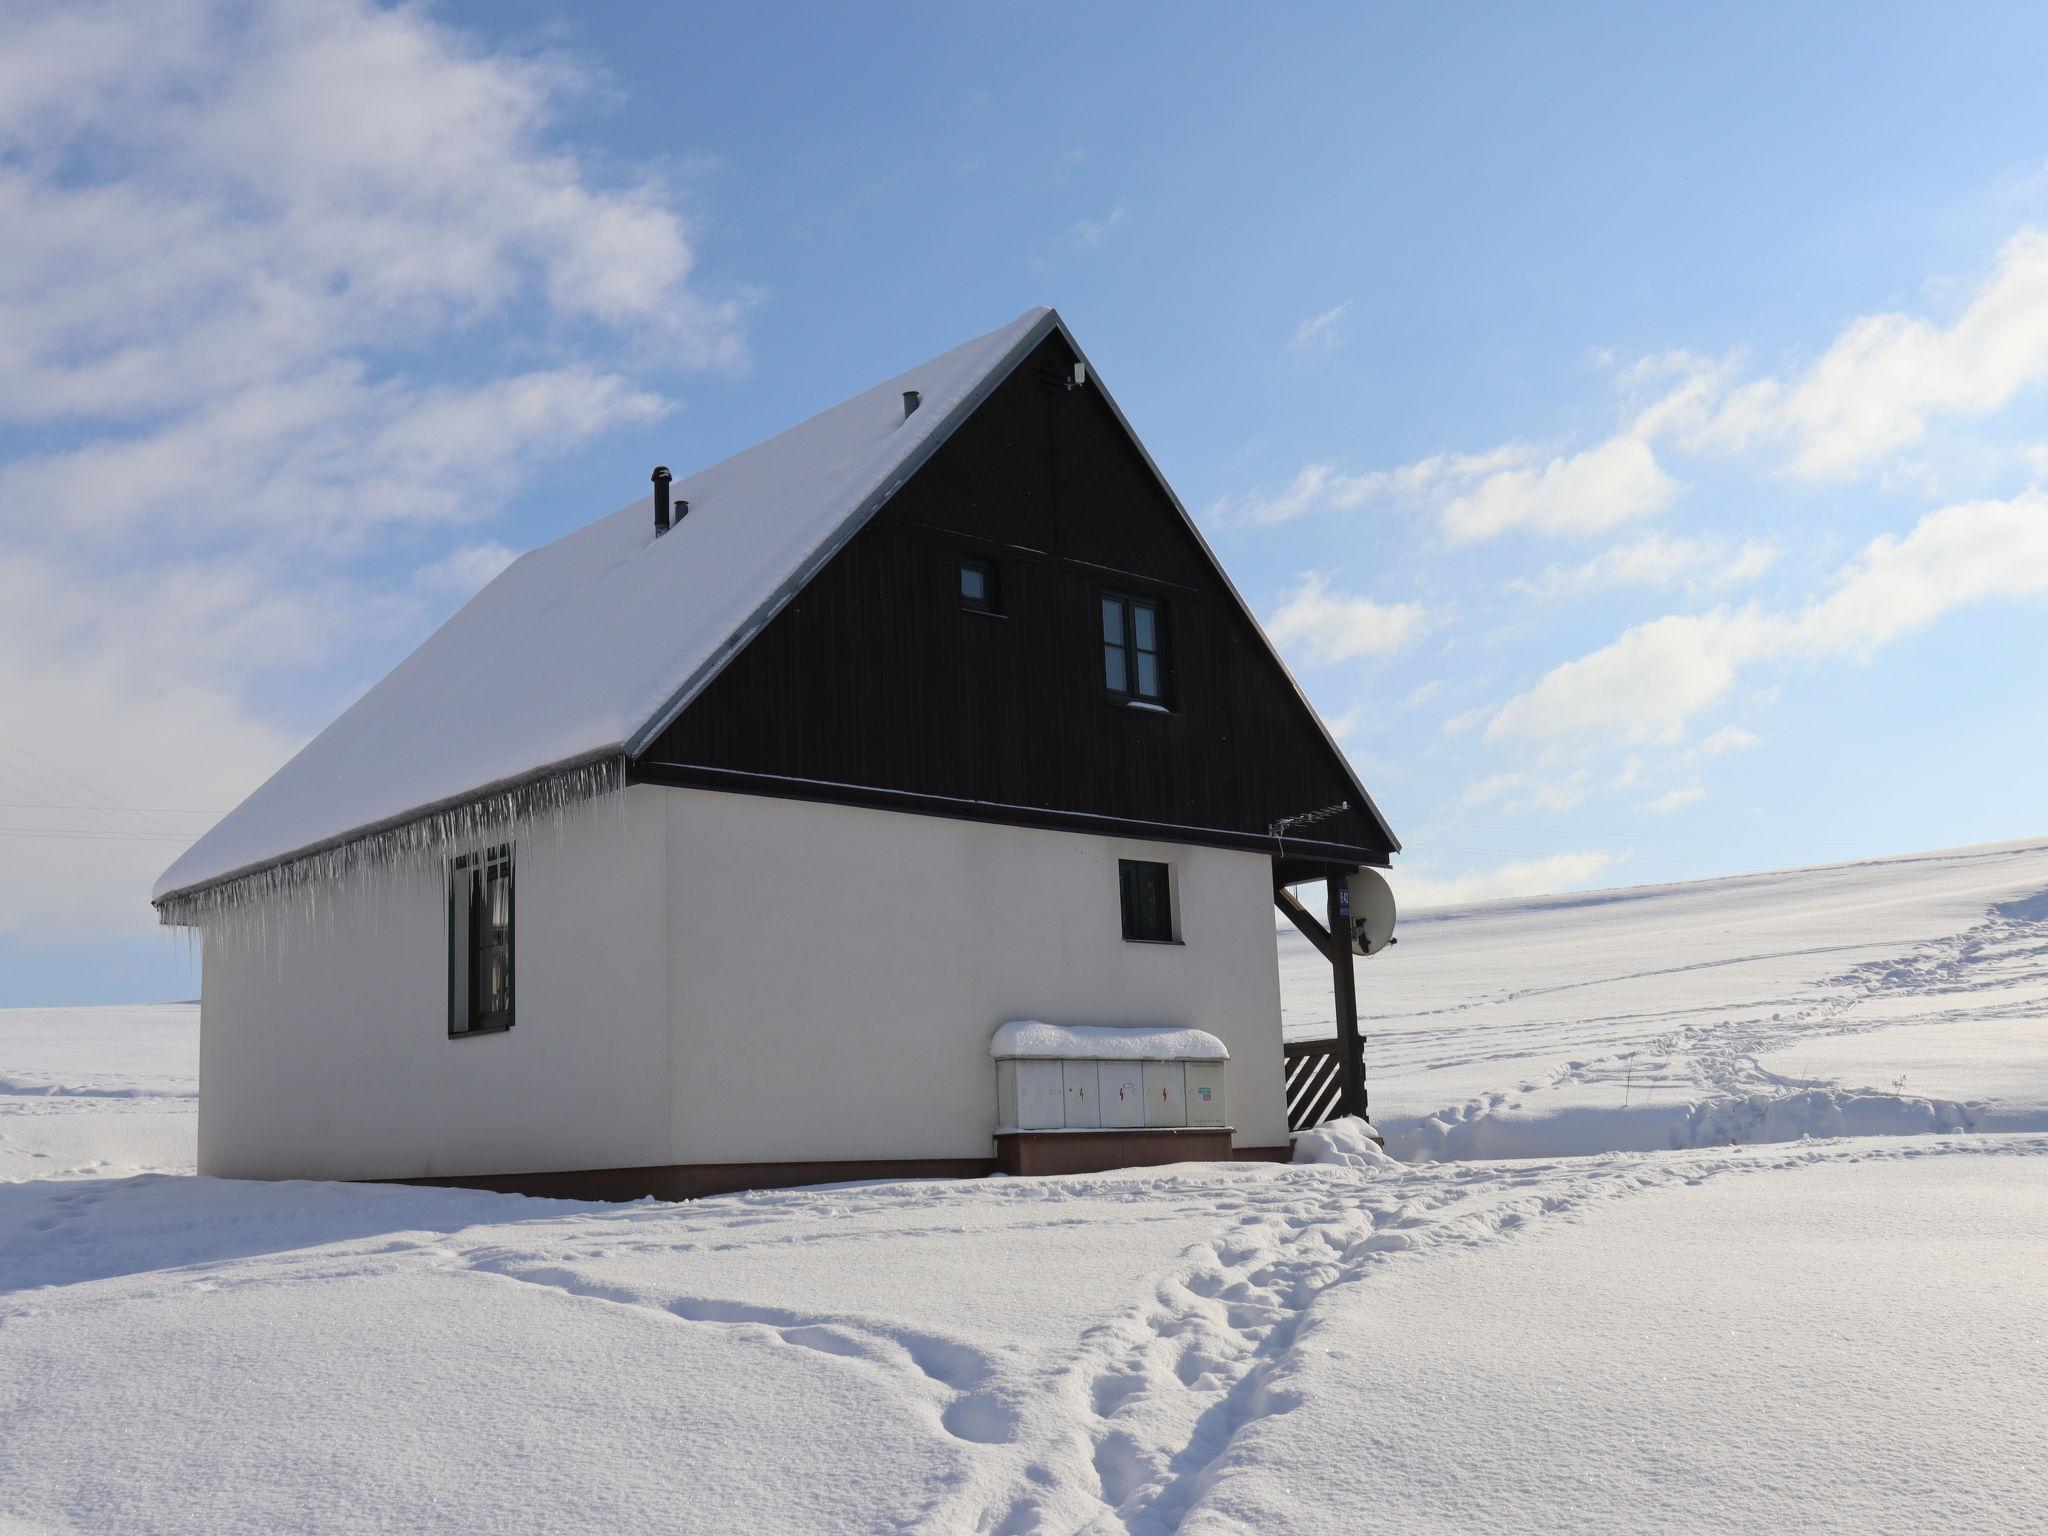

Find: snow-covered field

[4,839,2045,1533]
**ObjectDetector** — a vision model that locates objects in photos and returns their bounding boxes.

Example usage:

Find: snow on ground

[4,838,2046,1532]
[1284,836,2048,1158]
[0,1005,196,1182]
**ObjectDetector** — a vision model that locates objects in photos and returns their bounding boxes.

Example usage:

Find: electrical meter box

[991,1021,1229,1136]
[1062,1060,1102,1128]
[1142,1062,1187,1127]
[995,1058,1066,1130]
[1184,1062,1226,1127]
[1100,1062,1145,1127]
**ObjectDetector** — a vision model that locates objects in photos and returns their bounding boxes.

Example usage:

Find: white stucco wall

[195,784,1289,1181]
[664,788,1290,1164]
[197,788,671,1180]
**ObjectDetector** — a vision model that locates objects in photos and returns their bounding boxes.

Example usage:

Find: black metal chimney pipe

[902,389,920,419]
[652,465,672,535]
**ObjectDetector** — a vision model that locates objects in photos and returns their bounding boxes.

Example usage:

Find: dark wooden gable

[632,329,1393,867]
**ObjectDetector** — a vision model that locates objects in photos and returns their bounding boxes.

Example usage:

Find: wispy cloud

[1645,785,1705,814]
[1484,489,2048,746]
[1510,533,1779,601]
[1070,202,1126,248]
[1439,435,1678,543]
[1221,445,1525,526]
[414,542,520,598]
[0,0,742,938]
[1700,725,1761,756]
[1287,301,1354,353]
[1461,770,1590,814]
[1632,231,2048,480]
[1263,571,1429,665]
[1221,433,1674,541]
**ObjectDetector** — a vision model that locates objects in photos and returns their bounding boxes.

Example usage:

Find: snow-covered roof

[155,308,1060,904]
[989,1021,1231,1062]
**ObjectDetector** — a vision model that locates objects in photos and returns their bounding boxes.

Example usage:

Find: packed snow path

[4,837,2046,1532]
[3,1132,2042,1533]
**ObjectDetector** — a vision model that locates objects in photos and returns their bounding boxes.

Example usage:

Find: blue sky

[4,0,2047,1004]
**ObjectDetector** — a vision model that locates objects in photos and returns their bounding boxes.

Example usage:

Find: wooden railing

[1283,1037,1352,1133]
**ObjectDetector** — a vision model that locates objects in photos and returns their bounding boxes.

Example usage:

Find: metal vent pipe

[652,466,673,534]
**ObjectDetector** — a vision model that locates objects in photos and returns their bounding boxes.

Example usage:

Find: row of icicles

[159,754,626,967]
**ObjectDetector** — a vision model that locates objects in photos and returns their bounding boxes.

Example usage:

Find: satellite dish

[1344,869,1397,957]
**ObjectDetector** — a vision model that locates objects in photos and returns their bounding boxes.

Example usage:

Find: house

[153,307,1399,1199]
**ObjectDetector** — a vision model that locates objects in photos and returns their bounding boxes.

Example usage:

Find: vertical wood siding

[637,331,1391,862]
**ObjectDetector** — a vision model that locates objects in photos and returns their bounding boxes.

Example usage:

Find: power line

[0,761,161,842]
[0,731,187,839]
[0,826,194,842]
[0,802,220,814]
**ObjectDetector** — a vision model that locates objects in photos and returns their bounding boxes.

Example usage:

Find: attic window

[1102,594,1167,705]
[449,844,514,1037]
[959,557,999,613]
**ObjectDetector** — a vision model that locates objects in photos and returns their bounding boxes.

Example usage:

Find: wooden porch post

[1326,871,1367,1121]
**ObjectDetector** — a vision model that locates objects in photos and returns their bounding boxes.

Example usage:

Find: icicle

[154,753,627,960]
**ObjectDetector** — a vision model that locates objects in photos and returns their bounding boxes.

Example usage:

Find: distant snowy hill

[3,837,2045,1533]
[1284,835,2048,1157]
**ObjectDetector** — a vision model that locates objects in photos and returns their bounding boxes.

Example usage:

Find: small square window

[959,558,998,613]
[1119,859,1175,943]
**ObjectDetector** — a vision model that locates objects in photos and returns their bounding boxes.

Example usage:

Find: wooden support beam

[1325,874,1368,1122]
[1275,876,1369,1123]
[1274,886,1337,962]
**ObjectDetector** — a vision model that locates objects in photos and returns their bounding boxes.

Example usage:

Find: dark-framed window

[959,557,999,613]
[1101,593,1167,704]
[449,844,514,1036]
[1119,859,1175,943]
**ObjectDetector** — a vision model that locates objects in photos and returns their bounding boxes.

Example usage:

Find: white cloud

[1640,231,2048,480]
[1,366,668,545]
[1440,435,1677,543]
[1701,725,1760,756]
[1487,607,1776,746]
[1393,850,1622,910]
[1225,446,1525,526]
[1646,786,1705,814]
[1511,534,1779,600]
[1070,203,1126,248]
[1461,770,1589,814]
[1287,301,1354,353]
[1404,680,1442,708]
[1793,488,2048,654]
[1233,432,1675,540]
[1485,489,2048,746]
[0,0,741,941]
[416,542,520,597]
[1264,572,1429,665]
[0,551,305,939]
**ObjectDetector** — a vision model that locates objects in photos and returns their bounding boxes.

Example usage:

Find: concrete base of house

[377,1136,1298,1202]
[995,1126,1236,1177]
[388,1157,999,1203]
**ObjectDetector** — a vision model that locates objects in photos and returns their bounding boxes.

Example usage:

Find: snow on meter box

[990,1021,1233,1176]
